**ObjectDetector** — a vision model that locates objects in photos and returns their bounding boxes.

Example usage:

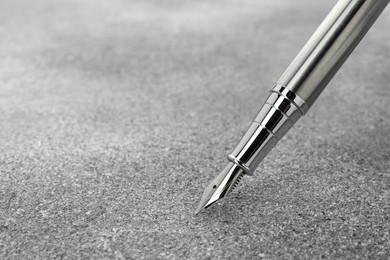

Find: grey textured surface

[1,0,390,259]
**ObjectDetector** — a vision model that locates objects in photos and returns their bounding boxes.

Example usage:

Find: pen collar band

[227,84,308,175]
[271,84,309,115]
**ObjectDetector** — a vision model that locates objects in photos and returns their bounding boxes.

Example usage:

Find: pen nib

[195,162,245,215]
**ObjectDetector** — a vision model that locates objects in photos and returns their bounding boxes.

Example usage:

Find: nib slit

[195,163,246,215]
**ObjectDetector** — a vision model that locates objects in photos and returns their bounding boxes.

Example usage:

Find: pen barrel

[277,0,389,107]
[228,0,389,175]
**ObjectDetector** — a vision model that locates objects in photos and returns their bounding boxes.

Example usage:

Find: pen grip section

[228,85,307,175]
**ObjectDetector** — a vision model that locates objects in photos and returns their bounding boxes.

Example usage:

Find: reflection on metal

[196,0,389,215]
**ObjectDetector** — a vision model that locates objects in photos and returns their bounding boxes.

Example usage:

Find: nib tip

[194,205,203,216]
[194,209,202,216]
[194,198,215,216]
[195,162,245,216]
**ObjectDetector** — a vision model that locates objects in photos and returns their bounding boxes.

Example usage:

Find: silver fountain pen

[196,0,389,215]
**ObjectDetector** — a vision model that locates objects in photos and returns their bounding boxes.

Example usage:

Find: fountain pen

[196,0,389,215]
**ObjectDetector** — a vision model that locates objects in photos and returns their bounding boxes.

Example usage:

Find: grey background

[1,0,389,259]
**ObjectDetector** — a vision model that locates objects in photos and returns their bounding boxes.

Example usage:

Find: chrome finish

[271,84,309,115]
[196,0,389,215]
[195,162,245,215]
[228,85,307,175]
[277,0,390,107]
[227,155,251,172]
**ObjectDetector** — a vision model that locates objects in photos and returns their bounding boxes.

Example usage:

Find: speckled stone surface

[1,0,390,259]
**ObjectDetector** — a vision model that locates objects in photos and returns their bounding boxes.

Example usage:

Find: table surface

[1,0,390,259]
